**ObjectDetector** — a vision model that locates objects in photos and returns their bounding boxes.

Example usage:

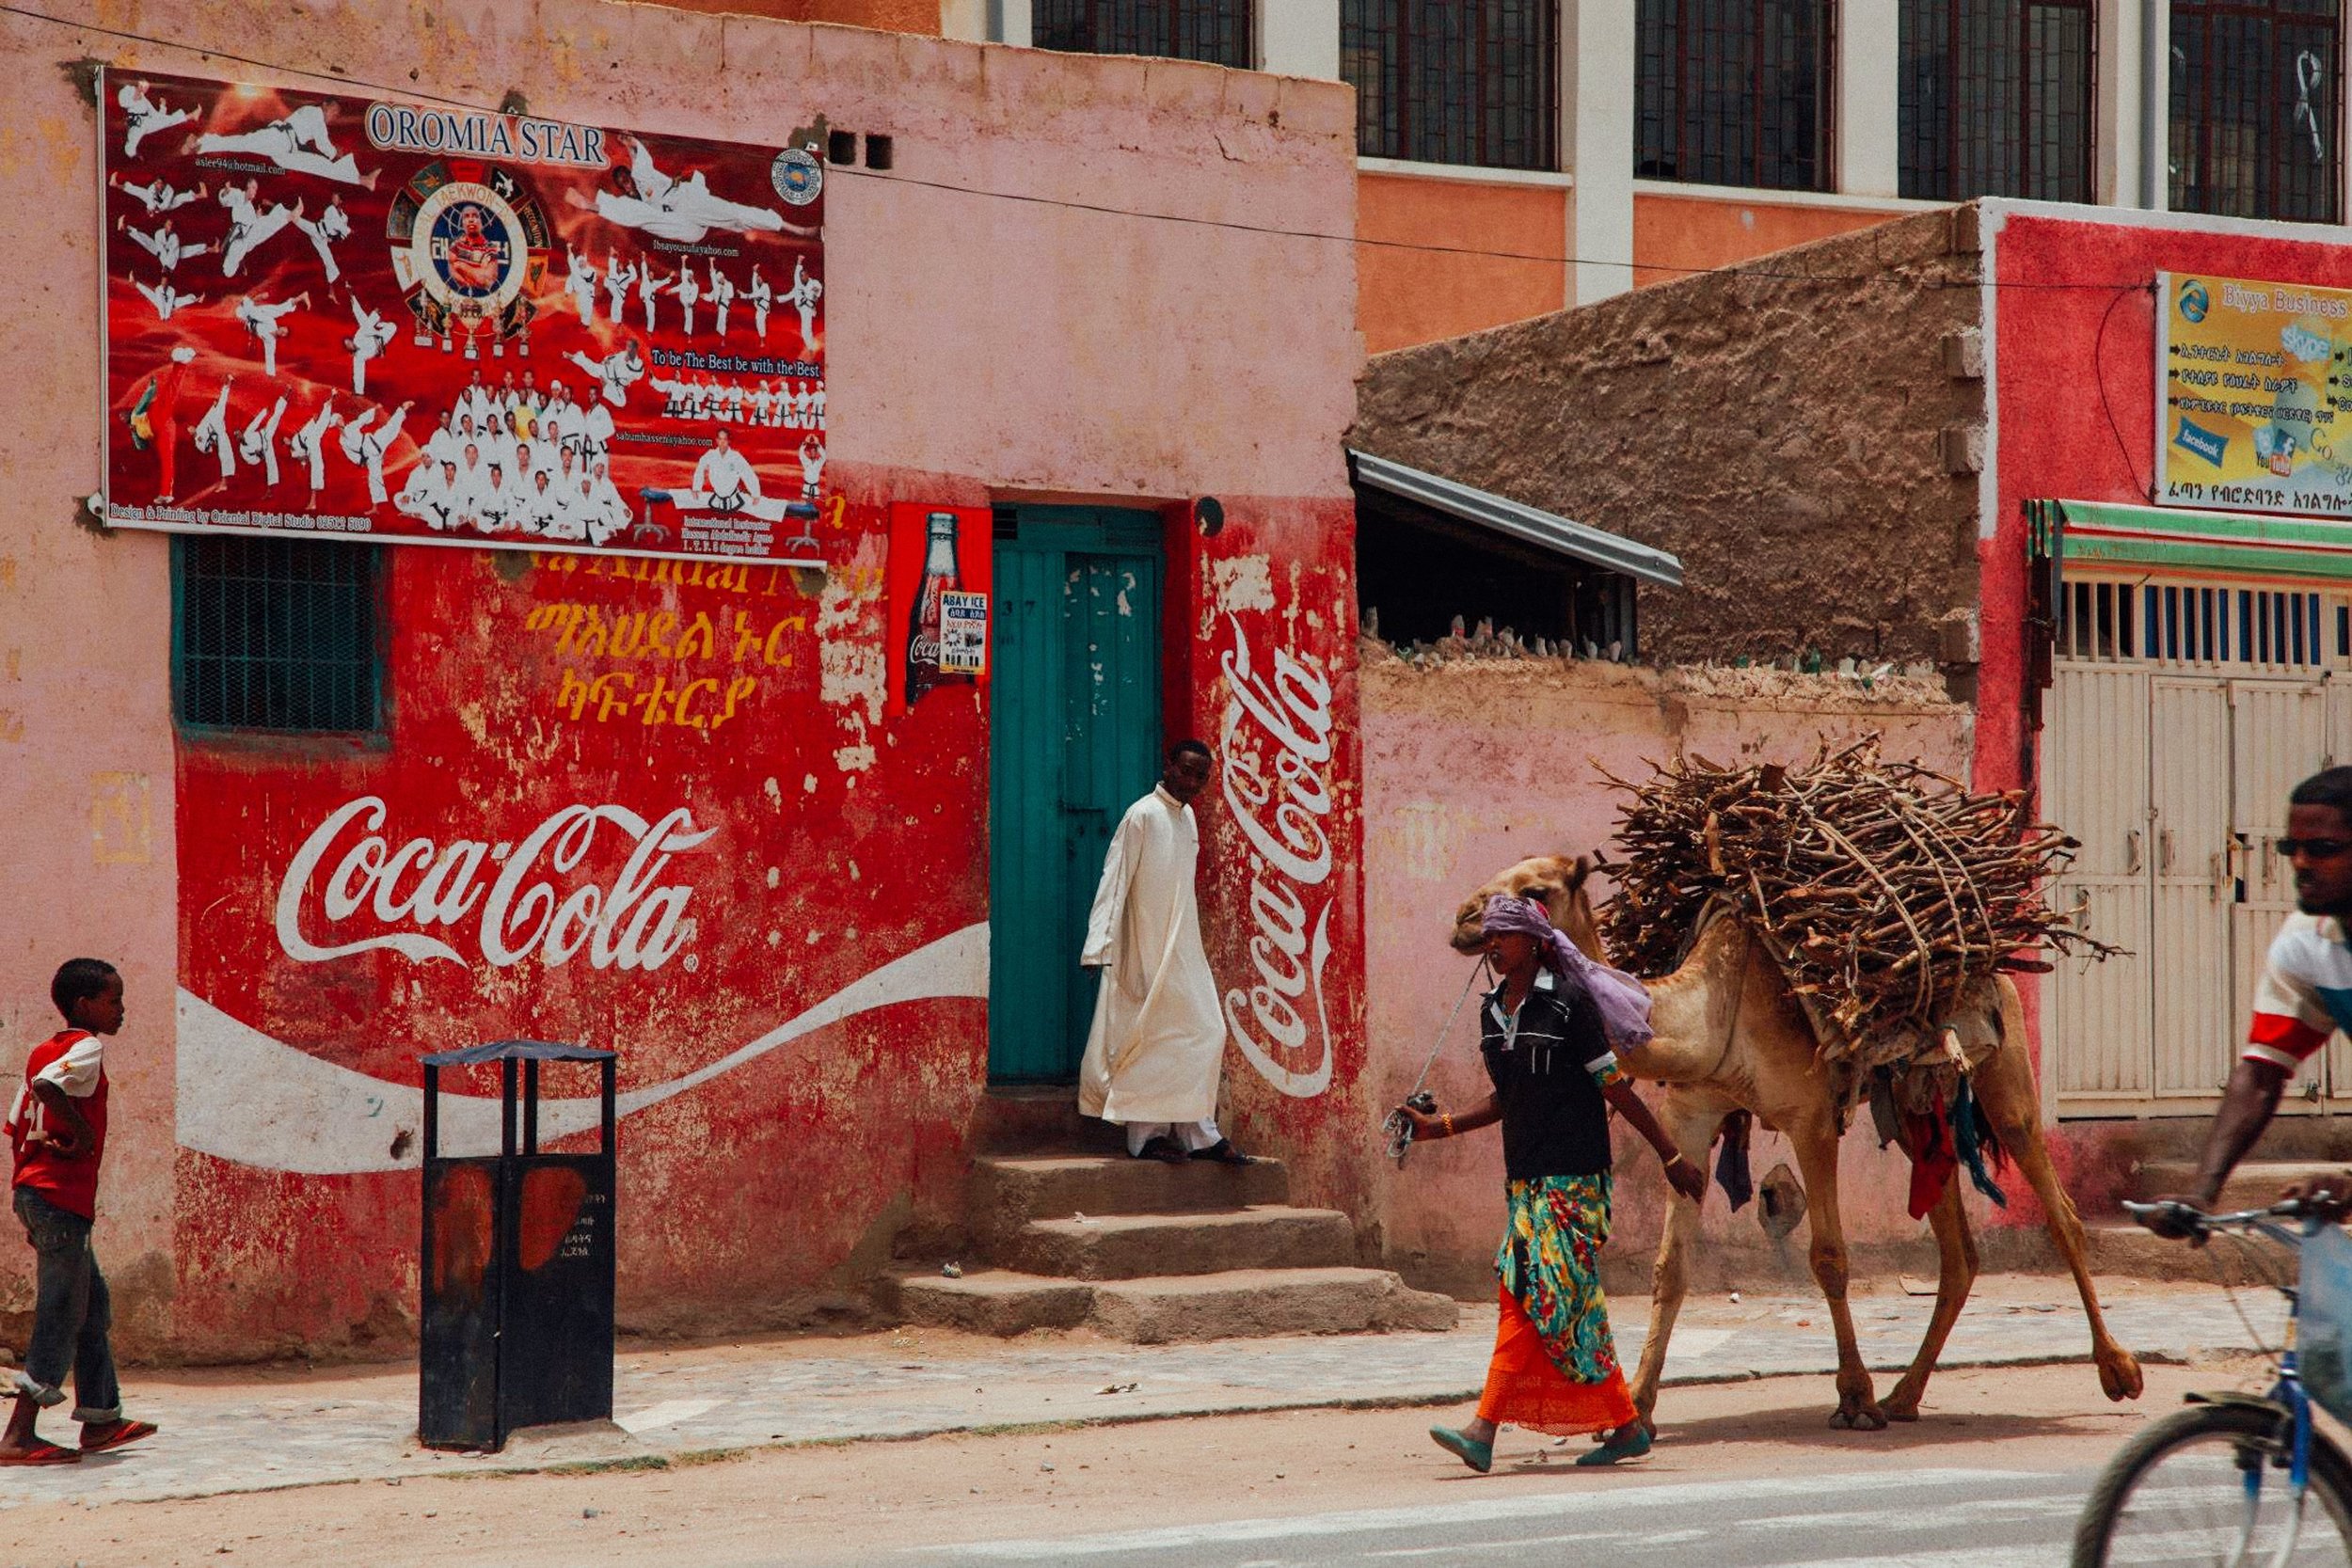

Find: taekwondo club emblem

[387,159,550,356]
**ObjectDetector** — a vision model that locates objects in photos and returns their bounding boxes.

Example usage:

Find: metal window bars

[2057,575,2344,671]
[1899,0,2097,201]
[1342,0,1563,170]
[2170,0,2344,224]
[171,534,383,733]
[1032,0,1255,68]
[1636,0,1836,191]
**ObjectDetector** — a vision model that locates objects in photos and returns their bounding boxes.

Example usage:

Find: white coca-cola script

[275,797,716,971]
[1217,614,1336,1098]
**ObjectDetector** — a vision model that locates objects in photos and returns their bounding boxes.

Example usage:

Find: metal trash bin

[418,1039,617,1452]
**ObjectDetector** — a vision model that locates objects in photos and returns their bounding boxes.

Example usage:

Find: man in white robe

[1076,741,1249,1164]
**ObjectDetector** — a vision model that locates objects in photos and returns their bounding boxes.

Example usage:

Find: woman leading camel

[1398,894,1707,1471]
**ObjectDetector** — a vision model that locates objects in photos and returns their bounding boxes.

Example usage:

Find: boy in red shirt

[1,958,155,1464]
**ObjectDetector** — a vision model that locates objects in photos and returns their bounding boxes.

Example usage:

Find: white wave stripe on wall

[175,922,991,1174]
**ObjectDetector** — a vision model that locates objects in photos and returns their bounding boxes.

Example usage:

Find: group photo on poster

[101,71,831,564]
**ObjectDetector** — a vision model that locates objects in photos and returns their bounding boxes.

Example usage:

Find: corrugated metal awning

[2048,499,2352,582]
[1347,450,1684,588]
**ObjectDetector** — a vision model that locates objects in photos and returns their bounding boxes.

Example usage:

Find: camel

[1449,853,2145,1430]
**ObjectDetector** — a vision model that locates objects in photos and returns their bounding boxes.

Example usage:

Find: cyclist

[2142,767,2352,1240]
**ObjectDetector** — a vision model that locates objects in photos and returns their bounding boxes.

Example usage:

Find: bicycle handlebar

[2122,1197,2323,1234]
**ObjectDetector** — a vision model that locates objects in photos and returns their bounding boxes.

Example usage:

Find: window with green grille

[171,536,384,733]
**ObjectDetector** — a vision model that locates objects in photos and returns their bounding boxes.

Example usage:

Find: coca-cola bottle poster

[883,502,992,714]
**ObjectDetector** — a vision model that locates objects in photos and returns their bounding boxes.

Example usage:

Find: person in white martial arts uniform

[636,261,671,333]
[1076,741,1250,1164]
[750,380,774,428]
[117,82,193,160]
[118,218,209,273]
[111,174,205,214]
[190,378,237,483]
[577,399,615,467]
[797,434,826,499]
[237,395,288,487]
[197,104,373,187]
[234,291,308,379]
[517,468,565,536]
[336,400,412,505]
[811,385,826,430]
[603,254,635,325]
[540,476,591,543]
[132,275,200,323]
[216,182,303,277]
[747,264,772,341]
[707,262,737,337]
[467,460,518,535]
[725,382,746,424]
[294,196,350,282]
[565,342,644,408]
[644,428,807,525]
[583,460,631,546]
[564,245,598,325]
[786,382,811,429]
[421,410,461,467]
[786,257,822,352]
[445,442,485,528]
[582,136,801,244]
[346,296,395,397]
[675,263,702,337]
[287,399,342,500]
[395,458,461,530]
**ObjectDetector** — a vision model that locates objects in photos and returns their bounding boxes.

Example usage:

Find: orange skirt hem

[1473,1284,1636,1438]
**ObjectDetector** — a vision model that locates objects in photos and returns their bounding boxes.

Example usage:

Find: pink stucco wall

[0,5,1360,1359]
[1358,649,1984,1291]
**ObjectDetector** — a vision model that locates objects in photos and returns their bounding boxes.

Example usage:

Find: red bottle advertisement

[883,503,991,714]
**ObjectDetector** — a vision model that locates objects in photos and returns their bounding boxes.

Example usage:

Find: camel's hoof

[1829,1402,1888,1431]
[2099,1351,2146,1402]
[1883,1402,1921,1424]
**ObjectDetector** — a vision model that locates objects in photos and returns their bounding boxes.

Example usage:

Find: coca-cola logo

[275,797,716,972]
[1217,614,1335,1098]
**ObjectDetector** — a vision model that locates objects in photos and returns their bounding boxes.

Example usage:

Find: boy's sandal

[81,1420,158,1454]
[0,1440,83,1465]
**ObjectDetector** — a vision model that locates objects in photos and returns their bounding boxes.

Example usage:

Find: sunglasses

[2278,837,2352,860]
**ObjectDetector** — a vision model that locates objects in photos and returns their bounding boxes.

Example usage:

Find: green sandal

[1429,1425,1493,1473]
[1575,1424,1653,1466]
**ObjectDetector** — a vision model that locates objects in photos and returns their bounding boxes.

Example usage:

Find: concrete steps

[998,1205,1358,1280]
[885,1265,1459,1343]
[887,1143,1458,1341]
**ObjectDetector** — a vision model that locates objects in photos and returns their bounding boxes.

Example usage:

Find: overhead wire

[7,0,2172,293]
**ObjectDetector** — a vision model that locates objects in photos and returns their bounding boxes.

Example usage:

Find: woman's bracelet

[1439,1112,1455,1138]
[1665,1151,1689,1170]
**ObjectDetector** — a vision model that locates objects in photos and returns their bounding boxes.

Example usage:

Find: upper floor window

[1033,0,1254,68]
[1899,0,2096,201]
[1342,0,1562,170]
[1637,0,1835,190]
[172,535,384,734]
[2171,0,2342,223]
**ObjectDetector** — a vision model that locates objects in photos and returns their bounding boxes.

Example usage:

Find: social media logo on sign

[2179,278,2211,324]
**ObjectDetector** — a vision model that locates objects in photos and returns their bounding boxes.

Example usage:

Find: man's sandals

[81,1419,158,1455]
[1135,1135,1190,1164]
[1188,1139,1255,1165]
[0,1439,82,1465]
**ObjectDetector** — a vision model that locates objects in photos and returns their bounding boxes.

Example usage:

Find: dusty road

[1,1357,2263,1567]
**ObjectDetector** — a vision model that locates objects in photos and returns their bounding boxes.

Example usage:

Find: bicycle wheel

[2073,1401,2352,1566]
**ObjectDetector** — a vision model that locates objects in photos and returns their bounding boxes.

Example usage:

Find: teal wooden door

[989,508,1164,1084]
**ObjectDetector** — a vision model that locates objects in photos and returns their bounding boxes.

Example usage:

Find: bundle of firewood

[1598,737,2112,1060]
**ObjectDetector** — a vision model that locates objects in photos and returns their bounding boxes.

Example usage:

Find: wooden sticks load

[1598,737,2112,1059]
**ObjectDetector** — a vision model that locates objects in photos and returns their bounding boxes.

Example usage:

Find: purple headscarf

[1482,893,1656,1054]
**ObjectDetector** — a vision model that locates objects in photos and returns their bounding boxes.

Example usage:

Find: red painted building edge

[1975,202,2352,1222]
[0,6,1369,1362]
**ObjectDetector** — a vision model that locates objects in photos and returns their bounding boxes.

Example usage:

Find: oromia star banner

[101,69,830,564]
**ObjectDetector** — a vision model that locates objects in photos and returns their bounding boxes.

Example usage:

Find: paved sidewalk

[0,1274,2289,1509]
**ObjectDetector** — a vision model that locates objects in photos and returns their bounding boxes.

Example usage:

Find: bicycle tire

[2073,1400,2352,1567]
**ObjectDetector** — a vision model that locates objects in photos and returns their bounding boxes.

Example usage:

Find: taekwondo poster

[2155,270,2352,520]
[100,70,831,564]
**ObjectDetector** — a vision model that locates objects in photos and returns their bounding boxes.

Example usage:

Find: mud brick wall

[1351,208,1988,674]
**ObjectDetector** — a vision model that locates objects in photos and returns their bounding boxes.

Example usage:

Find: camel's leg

[1627,1085,1739,1429]
[1788,1118,1885,1430]
[1882,1175,1978,1421]
[1974,1009,2145,1403]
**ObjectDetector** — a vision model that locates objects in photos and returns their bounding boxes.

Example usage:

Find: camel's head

[1450,853,1603,959]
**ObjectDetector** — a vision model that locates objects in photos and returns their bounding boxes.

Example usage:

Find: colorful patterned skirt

[1475,1172,1638,1437]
